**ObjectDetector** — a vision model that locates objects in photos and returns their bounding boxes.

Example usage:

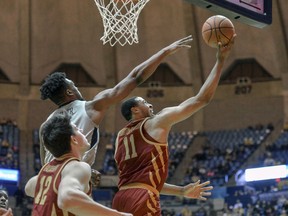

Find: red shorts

[112,188,161,216]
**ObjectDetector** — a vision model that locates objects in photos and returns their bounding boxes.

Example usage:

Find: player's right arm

[148,36,236,138]
[83,36,193,165]
[58,161,131,216]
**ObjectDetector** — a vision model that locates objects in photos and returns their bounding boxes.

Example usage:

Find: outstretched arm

[150,35,236,133]
[160,181,213,201]
[87,35,193,112]
[83,36,193,165]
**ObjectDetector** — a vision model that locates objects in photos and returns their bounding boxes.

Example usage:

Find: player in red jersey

[25,112,132,216]
[112,36,236,215]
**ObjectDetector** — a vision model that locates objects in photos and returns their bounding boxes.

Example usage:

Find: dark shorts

[112,188,161,216]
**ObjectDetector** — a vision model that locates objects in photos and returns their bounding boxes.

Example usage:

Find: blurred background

[0,0,288,215]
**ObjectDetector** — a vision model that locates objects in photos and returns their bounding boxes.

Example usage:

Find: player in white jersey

[42,100,99,165]
[39,36,193,186]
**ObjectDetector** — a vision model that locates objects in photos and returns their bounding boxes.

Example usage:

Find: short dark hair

[41,111,74,158]
[40,72,69,104]
[121,96,139,121]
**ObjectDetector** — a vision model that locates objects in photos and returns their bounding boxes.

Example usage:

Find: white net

[94,0,150,46]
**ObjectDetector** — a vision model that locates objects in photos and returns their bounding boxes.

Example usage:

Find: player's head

[0,189,9,210]
[121,96,153,121]
[42,111,90,158]
[40,72,83,105]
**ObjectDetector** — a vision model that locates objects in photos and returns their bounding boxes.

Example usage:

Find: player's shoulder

[63,159,91,176]
[66,159,90,170]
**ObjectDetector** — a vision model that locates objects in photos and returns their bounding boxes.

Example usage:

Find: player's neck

[56,152,80,161]
[58,99,76,108]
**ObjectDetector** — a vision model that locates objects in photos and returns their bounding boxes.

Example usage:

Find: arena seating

[0,120,20,169]
[183,124,273,187]
[261,130,288,165]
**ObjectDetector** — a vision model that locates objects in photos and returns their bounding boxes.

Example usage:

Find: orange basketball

[202,15,235,48]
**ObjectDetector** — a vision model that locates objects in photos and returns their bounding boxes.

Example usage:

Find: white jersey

[42,100,99,165]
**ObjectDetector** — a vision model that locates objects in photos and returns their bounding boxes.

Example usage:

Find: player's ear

[131,106,138,114]
[71,135,78,145]
[66,88,74,96]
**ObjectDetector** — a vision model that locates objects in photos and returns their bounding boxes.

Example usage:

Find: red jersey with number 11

[114,118,169,192]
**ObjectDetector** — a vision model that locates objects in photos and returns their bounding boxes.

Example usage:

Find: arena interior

[0,0,288,215]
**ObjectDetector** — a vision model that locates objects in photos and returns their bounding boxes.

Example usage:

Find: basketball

[202,15,235,48]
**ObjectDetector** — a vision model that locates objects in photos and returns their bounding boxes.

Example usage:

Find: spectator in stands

[112,36,235,215]
[278,195,287,208]
[263,151,276,166]
[245,203,254,216]
[233,199,243,209]
[244,137,254,146]
[233,199,244,215]
[0,189,13,216]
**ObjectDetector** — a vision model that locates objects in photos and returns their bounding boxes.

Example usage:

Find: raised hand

[216,34,237,63]
[183,180,213,201]
[164,35,193,55]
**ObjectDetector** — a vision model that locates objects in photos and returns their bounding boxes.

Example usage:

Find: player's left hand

[164,35,193,56]
[183,180,213,201]
[90,169,101,188]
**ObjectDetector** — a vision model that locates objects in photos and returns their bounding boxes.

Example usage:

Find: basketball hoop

[93,0,150,46]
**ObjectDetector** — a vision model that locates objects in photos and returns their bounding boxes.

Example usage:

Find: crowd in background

[0,119,19,170]
[1,120,288,215]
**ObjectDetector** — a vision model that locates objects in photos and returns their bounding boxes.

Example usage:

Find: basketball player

[0,189,13,216]
[112,36,236,215]
[39,36,193,185]
[25,112,132,216]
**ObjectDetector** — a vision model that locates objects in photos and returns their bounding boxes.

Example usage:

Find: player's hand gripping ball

[202,15,235,48]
